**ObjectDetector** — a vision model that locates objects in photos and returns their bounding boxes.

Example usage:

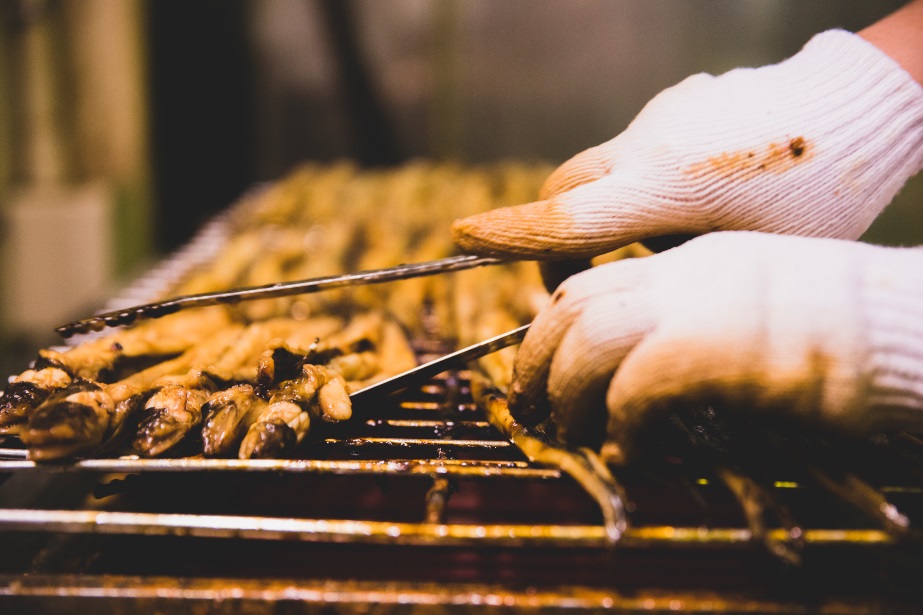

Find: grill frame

[3,187,923,613]
[1,370,919,556]
[3,575,913,614]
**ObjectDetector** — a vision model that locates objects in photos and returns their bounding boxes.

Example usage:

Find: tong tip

[56,303,182,338]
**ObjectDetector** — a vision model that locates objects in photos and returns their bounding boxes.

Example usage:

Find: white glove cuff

[861,247,923,431]
[792,29,923,171]
[786,30,923,232]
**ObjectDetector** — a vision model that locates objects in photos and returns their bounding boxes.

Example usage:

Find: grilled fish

[20,379,113,461]
[201,384,269,457]
[0,367,72,435]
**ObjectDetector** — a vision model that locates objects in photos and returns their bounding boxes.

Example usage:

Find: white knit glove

[453,30,923,258]
[510,232,923,463]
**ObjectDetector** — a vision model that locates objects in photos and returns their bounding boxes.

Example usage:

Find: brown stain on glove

[686,137,812,180]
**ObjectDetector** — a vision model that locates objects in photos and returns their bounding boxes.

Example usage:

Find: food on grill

[0,366,72,435]
[13,309,417,461]
[201,384,269,456]
[3,162,576,461]
[18,379,114,461]
[134,383,212,457]
[132,317,342,457]
[21,320,249,460]
[1,308,234,435]
[239,364,349,459]
[44,307,236,378]
[238,402,304,459]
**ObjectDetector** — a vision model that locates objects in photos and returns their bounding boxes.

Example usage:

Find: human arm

[860,0,923,86]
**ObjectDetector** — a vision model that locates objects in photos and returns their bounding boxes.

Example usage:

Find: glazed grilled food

[13,312,416,461]
[5,162,632,461]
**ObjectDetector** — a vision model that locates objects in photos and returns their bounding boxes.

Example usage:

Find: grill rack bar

[0,455,557,478]
[0,452,919,491]
[0,508,896,548]
[1,575,904,613]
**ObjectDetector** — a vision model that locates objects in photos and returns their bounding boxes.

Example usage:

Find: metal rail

[0,456,555,478]
[0,508,897,548]
[1,576,905,613]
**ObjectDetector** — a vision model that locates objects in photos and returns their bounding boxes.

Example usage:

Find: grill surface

[2,366,923,613]
[2,189,923,613]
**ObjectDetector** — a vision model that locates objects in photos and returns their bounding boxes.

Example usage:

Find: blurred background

[0,0,919,373]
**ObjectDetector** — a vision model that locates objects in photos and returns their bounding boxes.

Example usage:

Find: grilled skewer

[240,317,417,459]
[47,308,234,374]
[239,364,350,459]
[0,367,72,435]
[21,324,248,461]
[1,309,234,435]
[0,309,235,434]
[132,318,346,457]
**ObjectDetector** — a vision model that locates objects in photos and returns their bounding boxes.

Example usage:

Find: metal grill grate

[0,368,919,549]
[3,346,923,613]
[1,367,923,613]
[2,190,923,612]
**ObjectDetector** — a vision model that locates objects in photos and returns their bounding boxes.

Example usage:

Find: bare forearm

[860,0,923,85]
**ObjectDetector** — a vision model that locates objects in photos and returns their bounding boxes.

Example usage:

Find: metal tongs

[349,324,529,403]
[56,254,529,401]
[56,254,509,337]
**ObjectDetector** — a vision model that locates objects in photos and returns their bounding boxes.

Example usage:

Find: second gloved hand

[510,232,923,463]
[453,30,923,260]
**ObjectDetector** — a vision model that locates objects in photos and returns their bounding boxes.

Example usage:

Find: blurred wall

[147,0,256,252]
[0,0,150,369]
[244,0,920,244]
[143,0,923,249]
[0,0,920,370]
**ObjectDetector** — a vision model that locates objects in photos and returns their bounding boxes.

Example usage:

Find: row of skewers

[1,162,595,461]
[0,309,416,460]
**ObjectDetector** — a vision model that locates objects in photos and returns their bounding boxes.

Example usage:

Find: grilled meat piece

[0,368,72,435]
[201,384,269,457]
[238,401,307,460]
[240,364,349,459]
[20,379,113,461]
[134,383,214,457]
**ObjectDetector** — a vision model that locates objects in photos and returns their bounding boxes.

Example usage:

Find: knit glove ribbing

[453,30,923,258]
[510,232,923,463]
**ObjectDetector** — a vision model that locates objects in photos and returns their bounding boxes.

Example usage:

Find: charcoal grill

[2,193,923,614]
[2,363,923,613]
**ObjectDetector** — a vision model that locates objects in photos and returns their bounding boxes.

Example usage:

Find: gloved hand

[453,30,923,262]
[512,232,923,463]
